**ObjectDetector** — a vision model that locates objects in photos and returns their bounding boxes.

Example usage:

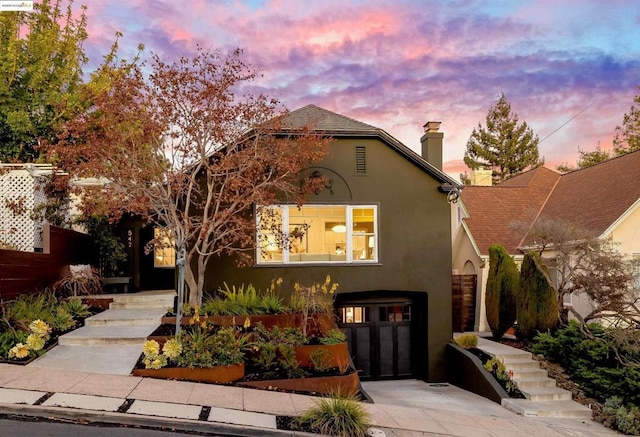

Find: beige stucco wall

[605,201,640,256]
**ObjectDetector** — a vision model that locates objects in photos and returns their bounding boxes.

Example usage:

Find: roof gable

[283,104,460,187]
[461,167,560,254]
[462,151,640,254]
[535,150,640,236]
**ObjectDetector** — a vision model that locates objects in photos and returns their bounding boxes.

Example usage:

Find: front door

[338,301,413,379]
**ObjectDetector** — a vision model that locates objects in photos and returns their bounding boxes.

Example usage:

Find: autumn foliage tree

[485,244,519,339]
[45,48,330,306]
[464,93,542,184]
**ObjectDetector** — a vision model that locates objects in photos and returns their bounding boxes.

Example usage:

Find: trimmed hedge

[517,252,558,339]
[486,244,518,339]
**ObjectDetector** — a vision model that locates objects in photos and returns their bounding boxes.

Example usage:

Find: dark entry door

[338,301,412,379]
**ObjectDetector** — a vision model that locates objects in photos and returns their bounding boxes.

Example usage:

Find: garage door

[337,301,412,379]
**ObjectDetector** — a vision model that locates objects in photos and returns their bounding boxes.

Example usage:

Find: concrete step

[511,368,549,380]
[502,399,593,419]
[514,376,557,389]
[521,386,572,402]
[503,358,542,372]
[85,308,165,327]
[57,325,158,346]
[109,300,172,310]
[111,293,175,303]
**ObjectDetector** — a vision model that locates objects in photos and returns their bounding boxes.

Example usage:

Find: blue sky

[77,0,640,178]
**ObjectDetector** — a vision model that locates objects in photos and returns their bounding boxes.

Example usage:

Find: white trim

[256,204,378,265]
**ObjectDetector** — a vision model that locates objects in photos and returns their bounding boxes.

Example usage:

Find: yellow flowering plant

[162,338,182,360]
[5,319,53,360]
[8,343,30,359]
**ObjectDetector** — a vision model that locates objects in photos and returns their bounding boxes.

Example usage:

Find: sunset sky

[78,0,640,180]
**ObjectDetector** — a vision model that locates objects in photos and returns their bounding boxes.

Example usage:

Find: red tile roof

[462,151,640,255]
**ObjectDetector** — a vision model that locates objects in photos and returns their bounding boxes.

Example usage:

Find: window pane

[341,306,369,323]
[289,206,346,262]
[154,228,176,268]
[258,207,283,262]
[379,305,411,322]
[351,207,375,261]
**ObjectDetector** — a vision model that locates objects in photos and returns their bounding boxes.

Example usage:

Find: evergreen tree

[517,252,558,340]
[0,0,88,162]
[486,244,519,340]
[555,144,612,173]
[464,93,542,183]
[613,87,640,156]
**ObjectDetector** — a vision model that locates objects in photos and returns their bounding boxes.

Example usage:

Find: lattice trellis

[0,169,37,251]
[0,165,64,252]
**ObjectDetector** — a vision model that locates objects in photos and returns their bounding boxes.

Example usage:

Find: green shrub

[517,252,558,340]
[319,329,346,345]
[298,395,370,437]
[533,321,640,406]
[309,348,332,372]
[453,333,478,349]
[600,397,640,435]
[485,244,518,340]
[59,298,91,319]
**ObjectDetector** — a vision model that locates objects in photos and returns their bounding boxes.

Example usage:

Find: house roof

[283,105,460,187]
[461,150,640,255]
[461,167,560,254]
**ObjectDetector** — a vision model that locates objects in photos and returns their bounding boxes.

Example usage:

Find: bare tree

[524,218,640,328]
[45,47,330,305]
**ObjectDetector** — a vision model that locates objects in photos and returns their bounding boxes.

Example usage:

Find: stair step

[521,386,572,401]
[515,376,557,389]
[502,399,592,419]
[111,292,174,303]
[503,358,542,371]
[511,368,548,379]
[109,301,172,310]
[85,308,165,326]
[58,325,158,346]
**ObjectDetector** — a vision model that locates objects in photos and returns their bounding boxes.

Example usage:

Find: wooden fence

[452,274,477,332]
[0,224,94,301]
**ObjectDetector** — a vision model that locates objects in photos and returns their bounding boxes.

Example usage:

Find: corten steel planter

[294,343,349,368]
[132,362,245,384]
[160,312,337,335]
[238,371,360,396]
[82,297,113,310]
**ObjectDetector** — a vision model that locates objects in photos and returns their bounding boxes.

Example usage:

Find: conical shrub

[517,252,558,339]
[486,244,519,339]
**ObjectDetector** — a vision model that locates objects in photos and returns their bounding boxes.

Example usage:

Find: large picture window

[257,205,378,264]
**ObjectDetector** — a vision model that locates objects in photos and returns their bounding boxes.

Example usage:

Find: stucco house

[130,104,461,382]
[455,150,640,331]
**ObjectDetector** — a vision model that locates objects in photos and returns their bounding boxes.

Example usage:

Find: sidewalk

[0,363,619,436]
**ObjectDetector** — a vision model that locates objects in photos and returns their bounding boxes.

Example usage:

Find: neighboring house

[134,105,460,382]
[455,150,640,331]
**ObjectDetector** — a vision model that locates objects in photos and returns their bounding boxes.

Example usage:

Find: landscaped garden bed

[134,277,360,397]
[0,292,104,365]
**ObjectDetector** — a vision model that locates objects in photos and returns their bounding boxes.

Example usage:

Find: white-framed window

[153,228,176,268]
[257,205,378,264]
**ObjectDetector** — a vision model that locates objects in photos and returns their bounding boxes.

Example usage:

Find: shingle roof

[461,167,560,254]
[535,150,640,236]
[282,104,379,132]
[461,151,640,255]
[282,104,460,187]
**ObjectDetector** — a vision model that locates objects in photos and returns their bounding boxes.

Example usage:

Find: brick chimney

[420,121,443,170]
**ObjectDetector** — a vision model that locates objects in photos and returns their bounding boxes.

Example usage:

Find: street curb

[0,402,317,436]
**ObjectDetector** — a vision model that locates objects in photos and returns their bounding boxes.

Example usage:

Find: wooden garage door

[338,301,412,379]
